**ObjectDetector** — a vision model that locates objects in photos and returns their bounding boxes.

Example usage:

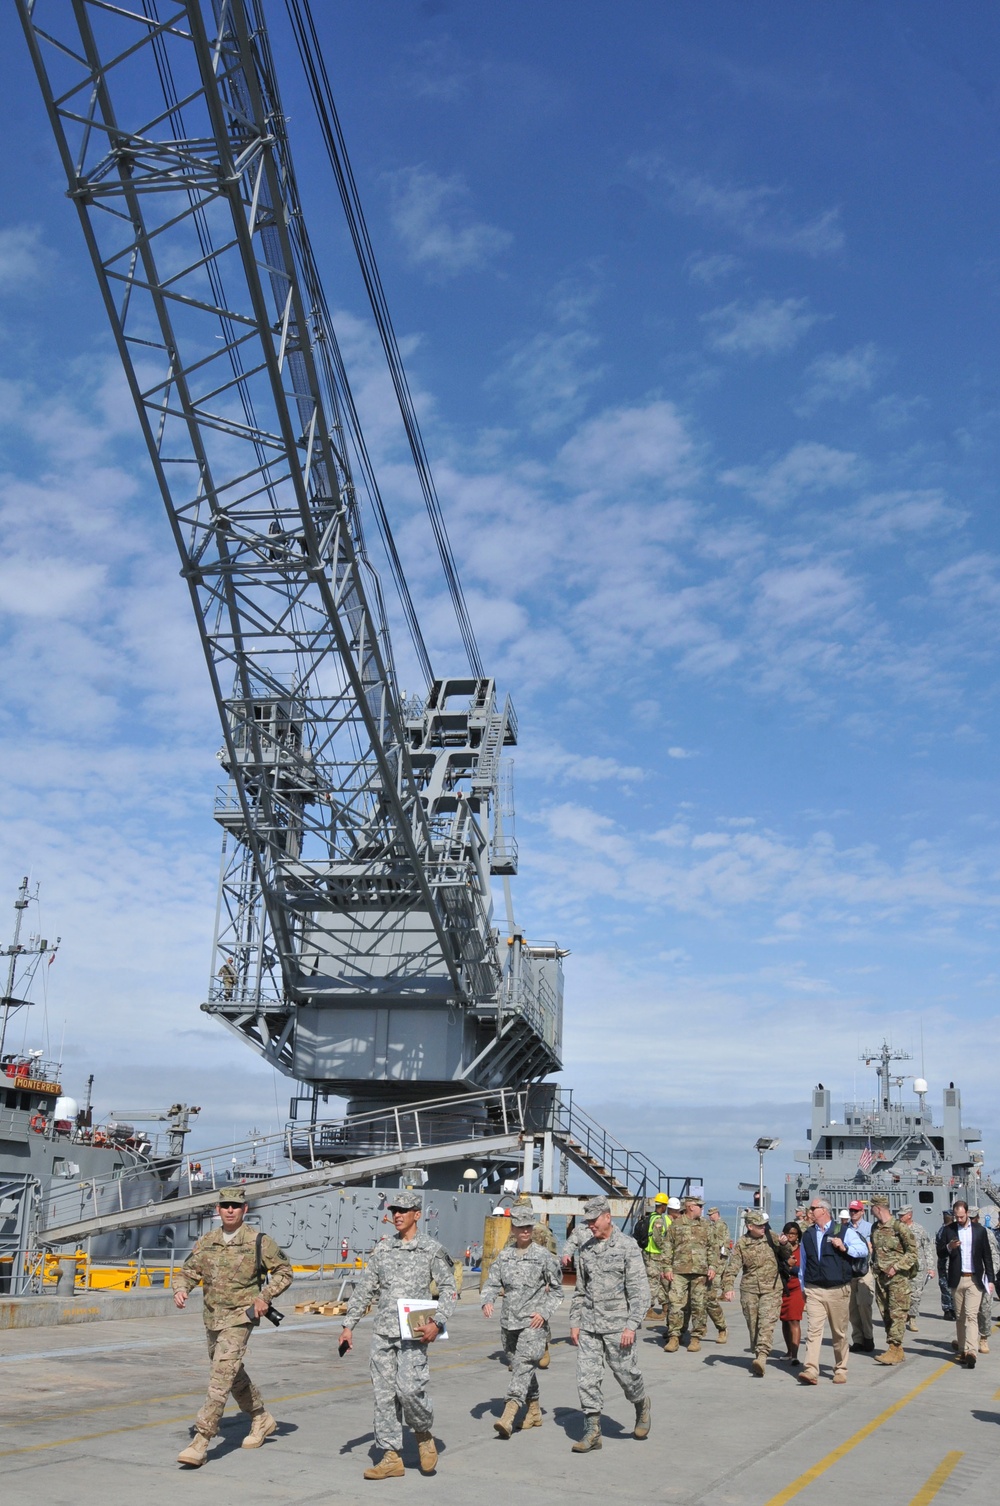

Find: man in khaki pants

[944,1200,995,1368]
[796,1197,869,1386]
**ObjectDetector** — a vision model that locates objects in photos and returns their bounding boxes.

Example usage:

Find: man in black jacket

[945,1200,995,1367]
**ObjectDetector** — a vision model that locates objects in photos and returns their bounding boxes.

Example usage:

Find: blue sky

[3,4,1000,1197]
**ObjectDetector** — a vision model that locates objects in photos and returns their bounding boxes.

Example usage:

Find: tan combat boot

[751,1356,766,1377]
[242,1410,277,1449]
[363,1450,405,1480]
[716,1328,728,1344]
[633,1397,651,1439]
[537,1343,550,1369]
[522,1399,543,1429]
[414,1430,438,1473]
[571,1414,602,1452]
[875,1343,904,1365]
[177,1433,211,1468]
[687,1335,701,1353]
[980,1337,990,1354]
[494,1401,520,1439]
[664,1335,680,1352]
[907,1318,919,1332]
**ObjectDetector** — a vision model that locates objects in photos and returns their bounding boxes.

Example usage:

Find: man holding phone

[340,1189,456,1480]
[945,1199,995,1368]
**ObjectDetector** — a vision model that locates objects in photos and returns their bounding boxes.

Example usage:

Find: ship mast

[860,1040,912,1113]
[0,877,60,1062]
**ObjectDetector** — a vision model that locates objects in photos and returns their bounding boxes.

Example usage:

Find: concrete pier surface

[1,1293,997,1505]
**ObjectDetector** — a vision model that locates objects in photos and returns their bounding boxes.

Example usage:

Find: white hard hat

[667,1197,682,1210]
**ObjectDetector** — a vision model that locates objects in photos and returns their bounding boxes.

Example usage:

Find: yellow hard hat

[654,1192,670,1205]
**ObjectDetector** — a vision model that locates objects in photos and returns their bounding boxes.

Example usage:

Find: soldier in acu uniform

[340,1190,456,1481]
[481,1206,562,1437]
[173,1185,292,1468]
[663,1194,717,1352]
[705,1206,730,1344]
[530,1215,559,1367]
[569,1195,651,1453]
[721,1210,783,1376]
[870,1194,919,1366]
[898,1206,933,1333]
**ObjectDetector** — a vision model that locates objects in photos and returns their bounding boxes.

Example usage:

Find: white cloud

[796,342,879,411]
[632,161,845,256]
[492,328,604,431]
[703,296,821,356]
[685,251,743,284]
[0,225,53,290]
[721,441,860,508]
[667,746,696,759]
[848,489,967,544]
[556,398,698,492]
[387,165,512,277]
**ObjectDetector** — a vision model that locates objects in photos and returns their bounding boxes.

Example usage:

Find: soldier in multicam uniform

[662,1194,718,1352]
[481,1206,562,1438]
[898,1205,933,1334]
[340,1189,457,1481]
[721,1210,782,1376]
[869,1194,918,1366]
[705,1205,731,1344]
[173,1184,292,1468]
[569,1195,651,1453]
[644,1193,674,1318]
[971,1209,999,1353]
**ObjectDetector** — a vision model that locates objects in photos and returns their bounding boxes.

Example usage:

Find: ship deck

[1,1291,997,1504]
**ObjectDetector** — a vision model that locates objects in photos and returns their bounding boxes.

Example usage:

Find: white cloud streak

[387,166,512,277]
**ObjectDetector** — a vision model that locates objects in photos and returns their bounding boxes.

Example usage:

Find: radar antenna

[860,1041,912,1113]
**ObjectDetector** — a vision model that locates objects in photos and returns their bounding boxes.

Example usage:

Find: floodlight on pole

[754,1137,780,1211]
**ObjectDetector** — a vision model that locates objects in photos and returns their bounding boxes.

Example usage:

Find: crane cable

[283,0,485,680]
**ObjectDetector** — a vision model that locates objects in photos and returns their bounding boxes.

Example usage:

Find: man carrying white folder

[341,1189,457,1480]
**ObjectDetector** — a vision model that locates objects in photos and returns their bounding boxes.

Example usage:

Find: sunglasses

[219,1202,243,1209]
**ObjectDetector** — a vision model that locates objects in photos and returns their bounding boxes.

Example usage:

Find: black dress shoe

[964,1352,977,1368]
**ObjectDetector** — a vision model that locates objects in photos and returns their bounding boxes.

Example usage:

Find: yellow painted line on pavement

[763,1363,953,1506]
[907,1453,963,1506]
[0,1352,490,1458]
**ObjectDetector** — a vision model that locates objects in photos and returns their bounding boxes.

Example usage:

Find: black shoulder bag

[245,1230,284,1327]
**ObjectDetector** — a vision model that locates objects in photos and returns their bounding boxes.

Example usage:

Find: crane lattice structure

[18,0,562,1112]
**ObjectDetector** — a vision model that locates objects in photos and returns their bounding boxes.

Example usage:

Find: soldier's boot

[664,1335,680,1352]
[907,1318,919,1332]
[633,1397,651,1439]
[571,1415,602,1453]
[538,1343,550,1369]
[645,1307,659,1320]
[363,1450,405,1480]
[875,1343,904,1365]
[241,1410,277,1449]
[687,1335,702,1353]
[751,1356,766,1377]
[522,1399,543,1430]
[494,1401,520,1440]
[177,1433,212,1468]
[979,1337,990,1354]
[414,1431,438,1473]
[716,1328,728,1344]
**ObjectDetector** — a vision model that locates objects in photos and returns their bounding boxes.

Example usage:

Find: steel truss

[19,0,560,1091]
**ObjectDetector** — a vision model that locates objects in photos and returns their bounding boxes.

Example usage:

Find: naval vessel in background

[785,1040,994,1235]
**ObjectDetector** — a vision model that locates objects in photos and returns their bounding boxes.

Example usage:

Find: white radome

[914,1078,928,1094]
[53,1096,79,1121]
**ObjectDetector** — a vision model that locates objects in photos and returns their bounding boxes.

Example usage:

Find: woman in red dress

[778,1222,804,1364]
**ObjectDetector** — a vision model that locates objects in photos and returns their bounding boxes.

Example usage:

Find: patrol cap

[654,1192,670,1205]
[745,1210,767,1227]
[667,1197,682,1211]
[971,1206,982,1218]
[583,1195,610,1221]
[871,1194,890,1209]
[848,1200,865,1211]
[387,1189,423,1211]
[707,1206,720,1215]
[684,1193,704,1206]
[217,1185,247,1205]
[897,1205,913,1217]
[509,1207,538,1228]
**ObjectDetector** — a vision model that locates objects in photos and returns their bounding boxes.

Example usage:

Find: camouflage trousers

[668,1273,708,1338]
[979,1287,994,1339]
[370,1335,433,1452]
[576,1328,645,1414]
[501,1324,547,1403]
[647,1256,671,1311]
[908,1270,930,1321]
[706,1274,727,1334]
[194,1324,262,1438]
[874,1273,912,1346]
[739,1287,782,1358]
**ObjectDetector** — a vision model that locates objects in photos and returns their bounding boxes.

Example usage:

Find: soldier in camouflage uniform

[173,1185,292,1468]
[663,1194,717,1352]
[705,1206,731,1344]
[529,1217,558,1367]
[481,1207,562,1438]
[645,1194,674,1316]
[721,1210,782,1376]
[971,1210,999,1352]
[341,1189,457,1481]
[870,1194,918,1365]
[568,1195,651,1453]
[898,1206,933,1333]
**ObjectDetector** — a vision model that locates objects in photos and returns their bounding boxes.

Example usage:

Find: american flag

[858,1139,875,1173]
